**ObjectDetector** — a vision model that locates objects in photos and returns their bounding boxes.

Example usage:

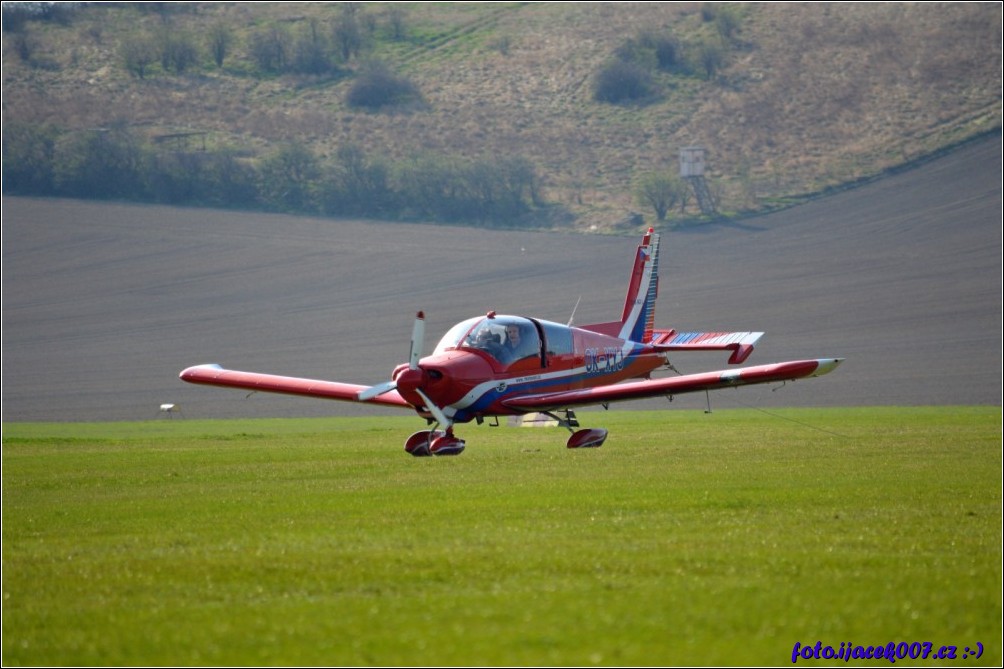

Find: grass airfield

[3,407,1000,666]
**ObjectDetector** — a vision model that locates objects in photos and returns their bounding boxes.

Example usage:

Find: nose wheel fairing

[403,428,466,457]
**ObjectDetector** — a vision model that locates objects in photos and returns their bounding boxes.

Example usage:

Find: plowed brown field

[3,136,1000,421]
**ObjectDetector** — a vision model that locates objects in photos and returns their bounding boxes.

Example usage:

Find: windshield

[433,317,482,354]
[433,316,541,365]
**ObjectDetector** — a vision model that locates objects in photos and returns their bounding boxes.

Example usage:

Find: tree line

[2,124,545,227]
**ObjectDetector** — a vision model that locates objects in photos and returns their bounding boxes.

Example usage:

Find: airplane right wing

[502,358,842,412]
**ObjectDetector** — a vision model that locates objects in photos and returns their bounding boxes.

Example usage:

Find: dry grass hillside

[2,2,1000,229]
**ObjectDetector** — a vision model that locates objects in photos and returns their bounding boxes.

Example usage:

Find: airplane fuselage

[396,314,666,424]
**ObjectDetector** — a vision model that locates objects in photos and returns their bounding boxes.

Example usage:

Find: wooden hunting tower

[680,147,716,215]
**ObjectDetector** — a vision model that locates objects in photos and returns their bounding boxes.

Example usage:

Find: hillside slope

[2,2,1000,228]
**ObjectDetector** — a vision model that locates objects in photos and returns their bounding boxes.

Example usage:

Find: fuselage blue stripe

[453,345,653,419]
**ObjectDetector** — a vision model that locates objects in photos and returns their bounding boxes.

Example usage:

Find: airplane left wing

[502,358,842,412]
[179,364,412,408]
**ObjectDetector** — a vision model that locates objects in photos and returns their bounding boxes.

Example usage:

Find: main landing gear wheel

[540,411,608,449]
[403,429,466,457]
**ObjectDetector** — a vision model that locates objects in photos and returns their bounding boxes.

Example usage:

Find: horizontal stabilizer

[651,329,764,364]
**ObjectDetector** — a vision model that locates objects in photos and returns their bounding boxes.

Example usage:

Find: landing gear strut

[404,409,605,456]
[542,410,609,449]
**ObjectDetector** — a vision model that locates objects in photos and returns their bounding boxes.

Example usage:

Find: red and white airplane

[181,228,841,456]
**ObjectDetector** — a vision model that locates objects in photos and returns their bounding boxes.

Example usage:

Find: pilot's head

[506,324,521,345]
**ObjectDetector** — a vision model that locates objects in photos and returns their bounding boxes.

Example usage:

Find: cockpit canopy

[434,315,541,365]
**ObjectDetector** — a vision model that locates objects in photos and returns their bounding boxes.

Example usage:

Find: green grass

[3,408,1000,666]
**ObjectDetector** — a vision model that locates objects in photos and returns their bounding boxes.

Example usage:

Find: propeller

[357,310,425,401]
[356,379,397,400]
[415,388,451,427]
[357,312,452,429]
[408,310,425,371]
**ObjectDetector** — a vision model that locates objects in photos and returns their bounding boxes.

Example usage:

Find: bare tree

[698,39,725,80]
[332,12,363,62]
[160,30,199,74]
[386,5,408,41]
[207,22,233,68]
[249,26,290,73]
[121,34,157,79]
[635,172,687,221]
[293,19,332,74]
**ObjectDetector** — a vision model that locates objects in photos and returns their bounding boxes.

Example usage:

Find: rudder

[617,228,660,343]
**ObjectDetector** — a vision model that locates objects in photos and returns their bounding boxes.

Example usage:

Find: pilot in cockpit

[502,323,528,362]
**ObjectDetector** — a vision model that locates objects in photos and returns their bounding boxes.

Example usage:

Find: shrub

[592,60,654,104]
[258,142,320,212]
[393,153,540,224]
[53,129,148,200]
[321,144,393,216]
[345,63,421,110]
[650,34,682,72]
[2,123,58,194]
[1,3,31,33]
[714,5,743,42]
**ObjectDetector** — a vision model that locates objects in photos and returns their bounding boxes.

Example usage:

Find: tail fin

[580,228,661,343]
[618,228,660,342]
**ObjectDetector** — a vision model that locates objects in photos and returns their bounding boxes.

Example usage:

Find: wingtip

[179,363,223,380]
[814,358,844,376]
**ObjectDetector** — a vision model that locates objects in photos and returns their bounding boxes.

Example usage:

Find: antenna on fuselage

[567,296,582,327]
